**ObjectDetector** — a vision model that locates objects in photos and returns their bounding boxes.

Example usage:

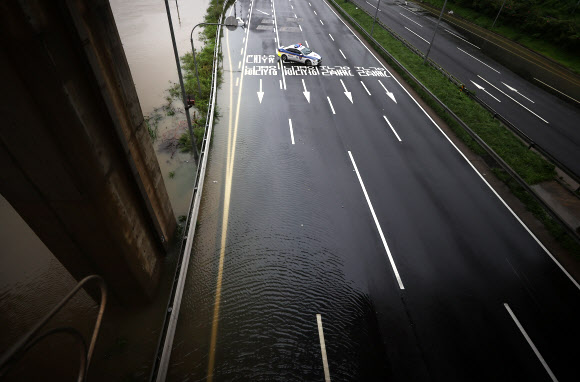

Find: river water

[0,0,209,380]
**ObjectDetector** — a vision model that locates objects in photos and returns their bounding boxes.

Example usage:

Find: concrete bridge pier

[0,0,176,303]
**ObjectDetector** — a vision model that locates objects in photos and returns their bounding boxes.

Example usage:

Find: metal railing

[349,0,580,188]
[149,1,235,380]
[328,0,580,246]
[0,275,107,382]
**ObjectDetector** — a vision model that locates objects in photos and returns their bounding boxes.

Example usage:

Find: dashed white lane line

[400,12,421,27]
[534,78,580,104]
[289,119,295,144]
[235,77,239,87]
[360,81,371,95]
[316,314,331,382]
[294,13,297,17]
[238,61,241,69]
[240,47,244,55]
[504,303,558,382]
[309,2,311,5]
[444,29,480,49]
[329,33,334,41]
[348,151,405,289]
[320,19,324,25]
[327,97,336,114]
[291,4,293,9]
[404,26,430,44]
[339,49,346,59]
[501,82,535,103]
[366,1,381,11]
[272,0,286,90]
[314,10,317,15]
[299,24,303,31]
[458,47,500,73]
[256,9,270,15]
[383,115,401,141]
[477,75,549,124]
[242,36,246,44]
[305,40,309,47]
[279,80,282,89]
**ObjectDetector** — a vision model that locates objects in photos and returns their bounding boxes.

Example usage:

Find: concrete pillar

[0,0,176,303]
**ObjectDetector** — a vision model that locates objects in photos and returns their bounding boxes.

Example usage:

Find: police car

[277,43,322,66]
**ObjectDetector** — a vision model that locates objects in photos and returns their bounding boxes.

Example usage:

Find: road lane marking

[360,81,371,95]
[207,1,255,380]
[314,10,317,15]
[243,37,245,43]
[289,119,295,144]
[457,47,500,73]
[339,49,346,59]
[405,26,430,44]
[322,0,579,291]
[272,0,287,90]
[303,79,311,103]
[240,47,244,55]
[378,80,397,103]
[504,303,558,382]
[366,1,381,11]
[280,80,282,89]
[305,40,309,47]
[256,9,270,15]
[238,61,241,69]
[400,12,421,26]
[309,2,311,5]
[295,13,297,17]
[320,19,324,25]
[348,151,404,289]
[478,75,549,123]
[291,4,293,9]
[533,78,580,105]
[327,97,336,114]
[502,82,535,103]
[340,79,353,103]
[235,77,239,86]
[329,33,334,41]
[470,80,501,102]
[299,24,303,31]
[383,115,401,141]
[444,29,480,49]
[316,314,331,382]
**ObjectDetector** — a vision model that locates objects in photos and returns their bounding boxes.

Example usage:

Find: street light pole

[491,0,507,29]
[370,0,382,37]
[164,0,198,160]
[423,0,448,65]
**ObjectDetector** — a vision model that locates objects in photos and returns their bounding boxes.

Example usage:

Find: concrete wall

[0,0,176,303]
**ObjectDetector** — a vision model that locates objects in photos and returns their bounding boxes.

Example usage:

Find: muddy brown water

[0,0,209,380]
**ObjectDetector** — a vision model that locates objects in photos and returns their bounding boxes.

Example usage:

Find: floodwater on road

[0,0,210,380]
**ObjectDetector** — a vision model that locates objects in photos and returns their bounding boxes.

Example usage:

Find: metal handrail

[328,0,580,246]
[0,275,107,381]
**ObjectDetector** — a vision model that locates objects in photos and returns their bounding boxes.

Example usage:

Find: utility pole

[491,0,507,29]
[164,0,198,160]
[371,0,382,37]
[423,0,448,64]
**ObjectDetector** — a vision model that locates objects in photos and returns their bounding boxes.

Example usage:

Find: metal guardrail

[350,0,580,188]
[149,1,234,380]
[328,0,580,245]
[0,275,107,382]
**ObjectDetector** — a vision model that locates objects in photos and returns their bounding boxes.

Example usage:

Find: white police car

[277,43,322,66]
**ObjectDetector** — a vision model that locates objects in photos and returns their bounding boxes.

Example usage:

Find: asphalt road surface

[353,0,580,178]
[167,0,580,380]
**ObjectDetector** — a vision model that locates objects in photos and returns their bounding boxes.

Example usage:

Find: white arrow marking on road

[340,79,353,103]
[378,80,397,103]
[502,82,535,103]
[470,80,501,102]
[257,79,264,103]
[256,9,270,15]
[302,79,310,103]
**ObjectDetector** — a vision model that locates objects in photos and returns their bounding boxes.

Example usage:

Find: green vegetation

[331,0,580,256]
[175,0,231,152]
[419,0,580,74]
[169,171,175,179]
[145,111,162,142]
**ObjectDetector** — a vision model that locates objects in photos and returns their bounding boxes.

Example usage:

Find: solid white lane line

[339,49,346,59]
[457,47,500,73]
[305,40,309,47]
[404,26,430,44]
[478,75,549,123]
[314,10,317,15]
[289,119,295,144]
[320,19,324,25]
[329,33,334,41]
[316,314,331,382]
[383,115,402,142]
[322,0,579,292]
[348,151,404,289]
[360,81,371,95]
[366,1,381,11]
[444,29,480,49]
[327,97,336,114]
[272,0,287,90]
[504,304,558,382]
[299,24,303,31]
[534,78,580,104]
[400,12,421,26]
[383,115,401,142]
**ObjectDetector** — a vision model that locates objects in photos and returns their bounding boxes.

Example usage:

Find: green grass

[331,0,580,256]
[419,0,580,74]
